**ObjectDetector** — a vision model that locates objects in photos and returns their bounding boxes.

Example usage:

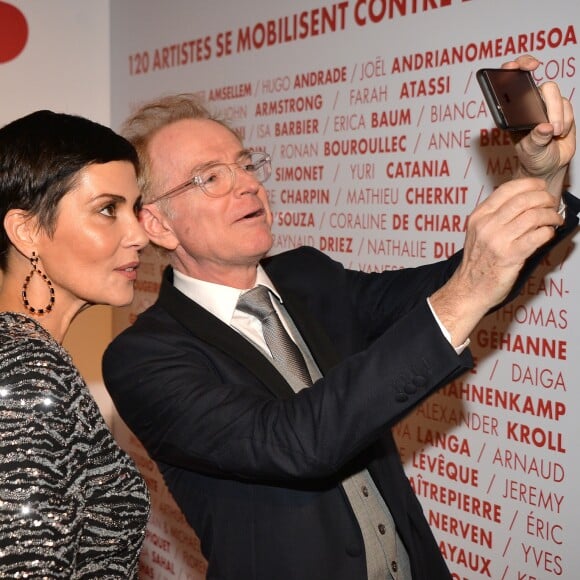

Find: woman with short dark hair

[0,110,150,577]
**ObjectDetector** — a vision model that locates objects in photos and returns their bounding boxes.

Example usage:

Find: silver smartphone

[476,68,548,131]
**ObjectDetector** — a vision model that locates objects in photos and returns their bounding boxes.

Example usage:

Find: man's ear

[3,209,38,256]
[139,204,180,251]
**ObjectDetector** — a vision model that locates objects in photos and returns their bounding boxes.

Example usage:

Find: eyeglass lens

[200,153,270,197]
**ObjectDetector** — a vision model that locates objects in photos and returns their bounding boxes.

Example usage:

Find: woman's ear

[3,209,38,255]
[139,204,180,251]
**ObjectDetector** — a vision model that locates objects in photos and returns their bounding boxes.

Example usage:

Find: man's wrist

[427,298,471,355]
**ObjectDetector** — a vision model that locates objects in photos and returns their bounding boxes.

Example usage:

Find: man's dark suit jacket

[103,199,578,580]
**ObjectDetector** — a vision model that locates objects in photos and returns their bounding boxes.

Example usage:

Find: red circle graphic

[0,2,28,63]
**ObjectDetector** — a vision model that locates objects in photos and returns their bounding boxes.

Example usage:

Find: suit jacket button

[345,543,363,557]
[413,375,427,388]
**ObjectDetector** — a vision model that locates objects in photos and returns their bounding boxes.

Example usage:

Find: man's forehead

[152,117,217,144]
[150,118,240,158]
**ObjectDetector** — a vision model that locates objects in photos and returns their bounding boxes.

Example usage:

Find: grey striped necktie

[237,285,312,386]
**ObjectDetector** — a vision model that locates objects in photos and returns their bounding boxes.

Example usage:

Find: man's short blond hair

[121,93,237,203]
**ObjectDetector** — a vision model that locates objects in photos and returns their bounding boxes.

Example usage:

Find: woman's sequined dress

[0,313,150,578]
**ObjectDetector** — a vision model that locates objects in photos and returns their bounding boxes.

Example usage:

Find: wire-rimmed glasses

[151,151,272,203]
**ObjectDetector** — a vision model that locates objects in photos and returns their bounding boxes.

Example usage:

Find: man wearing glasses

[104,55,578,580]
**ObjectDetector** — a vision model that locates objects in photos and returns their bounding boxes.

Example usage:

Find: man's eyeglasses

[152,151,272,203]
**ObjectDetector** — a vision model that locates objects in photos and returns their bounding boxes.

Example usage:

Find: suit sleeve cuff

[426,298,470,355]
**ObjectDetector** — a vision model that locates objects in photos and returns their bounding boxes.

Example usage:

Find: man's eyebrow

[236,149,253,160]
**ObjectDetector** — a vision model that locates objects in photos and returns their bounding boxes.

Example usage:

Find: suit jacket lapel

[156,265,341,397]
[157,268,294,399]
[277,289,340,375]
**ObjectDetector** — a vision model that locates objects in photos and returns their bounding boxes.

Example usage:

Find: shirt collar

[172,265,281,325]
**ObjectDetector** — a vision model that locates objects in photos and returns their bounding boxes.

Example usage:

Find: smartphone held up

[477,68,548,131]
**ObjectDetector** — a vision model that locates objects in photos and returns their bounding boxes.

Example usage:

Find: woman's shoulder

[0,311,56,345]
[0,311,71,357]
[0,311,82,401]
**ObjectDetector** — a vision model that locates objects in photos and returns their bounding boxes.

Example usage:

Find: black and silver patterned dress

[0,312,150,578]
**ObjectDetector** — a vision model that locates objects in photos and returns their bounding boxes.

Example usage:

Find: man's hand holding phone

[432,55,574,345]
[480,54,575,197]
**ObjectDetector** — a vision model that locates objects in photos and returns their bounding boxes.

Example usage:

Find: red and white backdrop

[109,1,579,578]
[4,0,573,578]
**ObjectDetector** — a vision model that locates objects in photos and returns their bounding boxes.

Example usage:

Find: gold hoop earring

[21,252,55,316]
